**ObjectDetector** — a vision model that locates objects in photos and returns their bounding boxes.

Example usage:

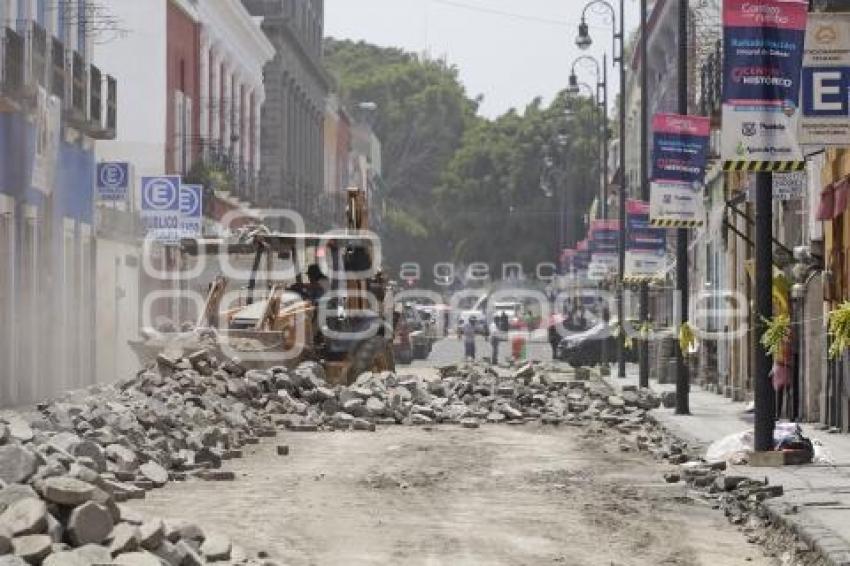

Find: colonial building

[0,0,117,405]
[92,0,273,385]
[242,0,329,226]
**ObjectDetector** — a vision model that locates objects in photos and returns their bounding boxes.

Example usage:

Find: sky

[325,0,643,119]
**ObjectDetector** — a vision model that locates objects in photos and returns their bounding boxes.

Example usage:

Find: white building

[91,0,274,385]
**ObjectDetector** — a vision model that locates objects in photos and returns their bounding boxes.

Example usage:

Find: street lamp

[576,0,627,379]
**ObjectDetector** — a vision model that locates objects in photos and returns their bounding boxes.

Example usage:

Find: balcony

[0,27,25,111]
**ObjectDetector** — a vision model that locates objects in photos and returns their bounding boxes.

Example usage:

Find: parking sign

[180,184,203,238]
[141,176,181,243]
[96,162,130,201]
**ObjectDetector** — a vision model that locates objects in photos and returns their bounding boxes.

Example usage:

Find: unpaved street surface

[129,422,773,565]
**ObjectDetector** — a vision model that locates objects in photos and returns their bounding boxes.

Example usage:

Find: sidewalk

[603,366,850,566]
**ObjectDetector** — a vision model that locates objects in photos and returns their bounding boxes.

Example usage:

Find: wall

[165,0,200,174]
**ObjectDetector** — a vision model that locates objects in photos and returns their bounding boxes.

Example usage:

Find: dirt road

[129,421,773,565]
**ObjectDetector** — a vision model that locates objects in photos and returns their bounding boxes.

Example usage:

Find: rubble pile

[0,353,659,565]
[275,361,661,430]
[0,348,320,565]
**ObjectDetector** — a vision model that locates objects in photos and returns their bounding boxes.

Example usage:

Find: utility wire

[431,0,603,30]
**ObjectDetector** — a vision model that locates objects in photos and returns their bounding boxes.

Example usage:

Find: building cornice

[200,0,275,81]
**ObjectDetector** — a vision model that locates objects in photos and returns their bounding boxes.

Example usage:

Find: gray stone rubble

[0,352,662,565]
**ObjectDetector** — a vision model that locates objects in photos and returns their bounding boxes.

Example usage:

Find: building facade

[243,0,329,226]
[91,0,273,385]
[0,0,118,405]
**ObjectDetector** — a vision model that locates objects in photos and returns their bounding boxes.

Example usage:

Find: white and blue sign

[721,0,809,164]
[141,176,182,243]
[800,13,850,146]
[179,184,203,238]
[96,162,130,201]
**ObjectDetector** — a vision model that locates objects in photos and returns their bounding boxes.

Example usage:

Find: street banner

[800,12,850,146]
[721,0,808,171]
[141,176,182,243]
[589,219,620,254]
[96,162,130,201]
[626,199,667,251]
[623,249,667,284]
[179,184,203,238]
[649,114,710,227]
[773,171,806,201]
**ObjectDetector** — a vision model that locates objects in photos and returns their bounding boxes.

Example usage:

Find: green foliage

[760,314,790,358]
[185,161,234,193]
[325,38,604,278]
[829,302,850,359]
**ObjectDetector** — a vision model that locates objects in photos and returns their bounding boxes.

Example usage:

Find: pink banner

[589,219,621,234]
[627,199,650,216]
[652,113,711,137]
[723,0,808,31]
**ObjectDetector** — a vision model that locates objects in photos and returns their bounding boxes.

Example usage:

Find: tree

[324,39,478,276]
[325,39,604,282]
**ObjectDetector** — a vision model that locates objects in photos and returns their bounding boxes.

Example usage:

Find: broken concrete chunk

[11,534,51,563]
[66,502,114,546]
[200,532,232,561]
[0,447,37,486]
[41,477,95,506]
[0,498,47,537]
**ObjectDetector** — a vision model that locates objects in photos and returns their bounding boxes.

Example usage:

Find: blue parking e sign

[96,162,129,201]
[141,176,182,243]
[179,184,203,238]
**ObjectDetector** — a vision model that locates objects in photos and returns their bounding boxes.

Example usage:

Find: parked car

[556,322,638,367]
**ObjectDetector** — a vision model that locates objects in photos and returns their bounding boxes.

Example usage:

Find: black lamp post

[568,54,608,220]
[576,0,627,379]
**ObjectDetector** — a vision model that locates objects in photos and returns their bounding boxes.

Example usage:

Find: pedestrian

[443,309,450,337]
[548,319,561,360]
[462,316,477,361]
[489,319,501,364]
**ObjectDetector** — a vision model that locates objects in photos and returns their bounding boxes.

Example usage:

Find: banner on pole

[627,199,667,251]
[800,12,850,147]
[649,114,710,227]
[721,0,808,170]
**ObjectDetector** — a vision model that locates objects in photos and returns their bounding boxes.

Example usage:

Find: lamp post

[568,55,608,220]
[566,80,605,220]
[576,0,627,378]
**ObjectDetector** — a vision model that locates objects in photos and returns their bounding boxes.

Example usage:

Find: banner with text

[650,114,710,227]
[721,0,808,170]
[800,12,850,146]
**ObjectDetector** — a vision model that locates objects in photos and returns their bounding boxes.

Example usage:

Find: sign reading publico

[800,12,850,146]
[141,176,182,243]
[721,0,808,170]
[96,162,130,201]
